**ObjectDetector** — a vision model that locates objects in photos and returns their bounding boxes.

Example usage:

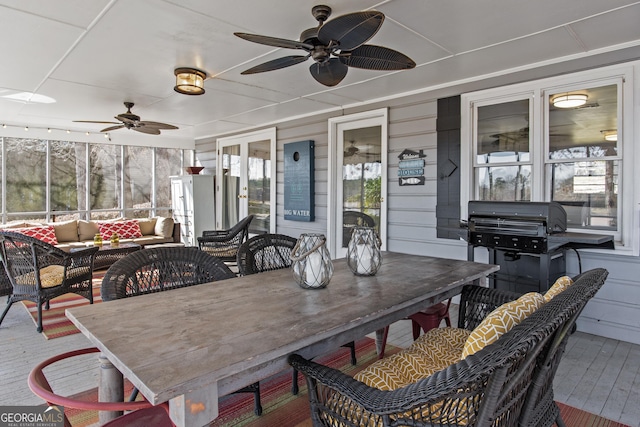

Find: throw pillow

[12,225,59,245]
[51,220,78,243]
[544,276,573,302]
[461,292,545,359]
[97,220,143,241]
[137,218,157,236]
[154,216,174,238]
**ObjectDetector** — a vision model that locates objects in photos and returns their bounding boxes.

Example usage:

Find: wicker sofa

[289,268,609,427]
[0,217,180,252]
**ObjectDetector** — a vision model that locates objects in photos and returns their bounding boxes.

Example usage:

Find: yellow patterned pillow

[544,276,573,302]
[461,292,545,359]
[410,327,471,369]
[16,265,65,288]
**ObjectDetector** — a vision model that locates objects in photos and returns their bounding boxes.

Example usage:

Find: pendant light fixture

[174,67,206,95]
[551,93,587,108]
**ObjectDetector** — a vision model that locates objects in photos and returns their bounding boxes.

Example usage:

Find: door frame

[328,108,388,257]
[216,127,276,232]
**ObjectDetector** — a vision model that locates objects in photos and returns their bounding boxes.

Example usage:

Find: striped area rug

[21,272,104,339]
[56,337,629,427]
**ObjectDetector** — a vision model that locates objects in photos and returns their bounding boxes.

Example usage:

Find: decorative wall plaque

[284,140,315,221]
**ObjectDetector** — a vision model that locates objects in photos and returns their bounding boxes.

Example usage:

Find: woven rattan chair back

[237,233,298,276]
[0,231,98,332]
[198,215,254,263]
[101,246,235,301]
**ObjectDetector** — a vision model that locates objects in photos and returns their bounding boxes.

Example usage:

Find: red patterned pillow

[97,220,143,240]
[12,225,59,245]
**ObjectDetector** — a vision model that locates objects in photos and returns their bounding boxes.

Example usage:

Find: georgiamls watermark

[0,405,64,427]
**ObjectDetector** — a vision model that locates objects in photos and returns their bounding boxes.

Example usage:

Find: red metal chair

[28,347,175,427]
[378,299,452,359]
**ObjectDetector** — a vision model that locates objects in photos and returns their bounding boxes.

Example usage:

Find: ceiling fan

[73,102,179,135]
[234,5,416,87]
[344,140,359,157]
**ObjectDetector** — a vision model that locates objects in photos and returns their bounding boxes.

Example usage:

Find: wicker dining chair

[198,215,254,264]
[100,246,263,416]
[237,233,358,395]
[342,211,375,247]
[0,231,99,332]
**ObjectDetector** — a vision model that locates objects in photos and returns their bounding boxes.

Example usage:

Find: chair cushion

[12,225,59,245]
[98,220,143,240]
[544,276,573,302]
[17,265,65,288]
[461,292,545,359]
[410,327,471,368]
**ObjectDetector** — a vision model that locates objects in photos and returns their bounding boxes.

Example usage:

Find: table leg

[169,384,219,427]
[98,353,124,424]
[375,328,386,357]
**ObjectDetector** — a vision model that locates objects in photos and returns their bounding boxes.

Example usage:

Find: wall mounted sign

[284,140,315,221]
[398,149,427,186]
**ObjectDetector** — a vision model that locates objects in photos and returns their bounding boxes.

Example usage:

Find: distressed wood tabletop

[66,252,498,426]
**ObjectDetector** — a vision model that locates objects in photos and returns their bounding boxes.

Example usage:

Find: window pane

[156,148,183,209]
[551,161,617,230]
[477,99,530,164]
[123,145,152,216]
[90,144,120,210]
[50,141,86,213]
[477,165,531,201]
[6,138,46,213]
[248,140,271,234]
[548,84,617,160]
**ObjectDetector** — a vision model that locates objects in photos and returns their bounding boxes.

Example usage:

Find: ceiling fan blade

[241,55,309,74]
[234,32,314,50]
[340,44,416,70]
[73,120,120,124]
[133,125,161,135]
[318,11,384,51]
[140,121,179,130]
[100,125,125,132]
[309,58,348,87]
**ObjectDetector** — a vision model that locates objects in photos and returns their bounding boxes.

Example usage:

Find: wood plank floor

[1,297,639,426]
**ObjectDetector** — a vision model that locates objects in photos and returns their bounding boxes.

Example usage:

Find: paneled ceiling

[1,0,639,146]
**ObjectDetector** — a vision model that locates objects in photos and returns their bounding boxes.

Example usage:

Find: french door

[216,128,276,233]
[328,109,388,257]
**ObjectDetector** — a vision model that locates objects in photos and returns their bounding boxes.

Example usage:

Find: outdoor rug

[56,337,630,427]
[21,272,104,339]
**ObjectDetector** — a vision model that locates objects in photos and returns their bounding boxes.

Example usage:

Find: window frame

[461,63,636,254]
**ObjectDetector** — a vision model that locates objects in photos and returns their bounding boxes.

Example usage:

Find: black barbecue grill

[466,200,614,293]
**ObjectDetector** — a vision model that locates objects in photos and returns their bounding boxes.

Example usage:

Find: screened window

[123,145,153,218]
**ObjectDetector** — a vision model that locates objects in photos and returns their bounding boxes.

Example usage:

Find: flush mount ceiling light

[551,93,587,108]
[174,67,206,95]
[601,130,618,142]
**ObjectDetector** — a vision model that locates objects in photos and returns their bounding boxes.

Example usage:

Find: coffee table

[77,242,141,270]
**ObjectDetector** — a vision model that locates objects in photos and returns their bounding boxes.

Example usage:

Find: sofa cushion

[544,276,573,302]
[137,218,157,236]
[97,220,143,240]
[12,225,59,245]
[154,216,174,238]
[78,220,100,241]
[51,220,78,243]
[1,221,28,229]
[462,292,545,359]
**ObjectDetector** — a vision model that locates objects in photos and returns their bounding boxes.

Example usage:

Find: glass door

[329,109,388,257]
[216,128,276,233]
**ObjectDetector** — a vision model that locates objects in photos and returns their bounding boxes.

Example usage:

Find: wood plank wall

[195,91,640,346]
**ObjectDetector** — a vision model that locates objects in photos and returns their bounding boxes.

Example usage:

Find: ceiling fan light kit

[174,67,206,95]
[234,5,415,87]
[552,93,588,108]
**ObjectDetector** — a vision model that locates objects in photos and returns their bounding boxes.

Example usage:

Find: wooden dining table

[66,252,499,427]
